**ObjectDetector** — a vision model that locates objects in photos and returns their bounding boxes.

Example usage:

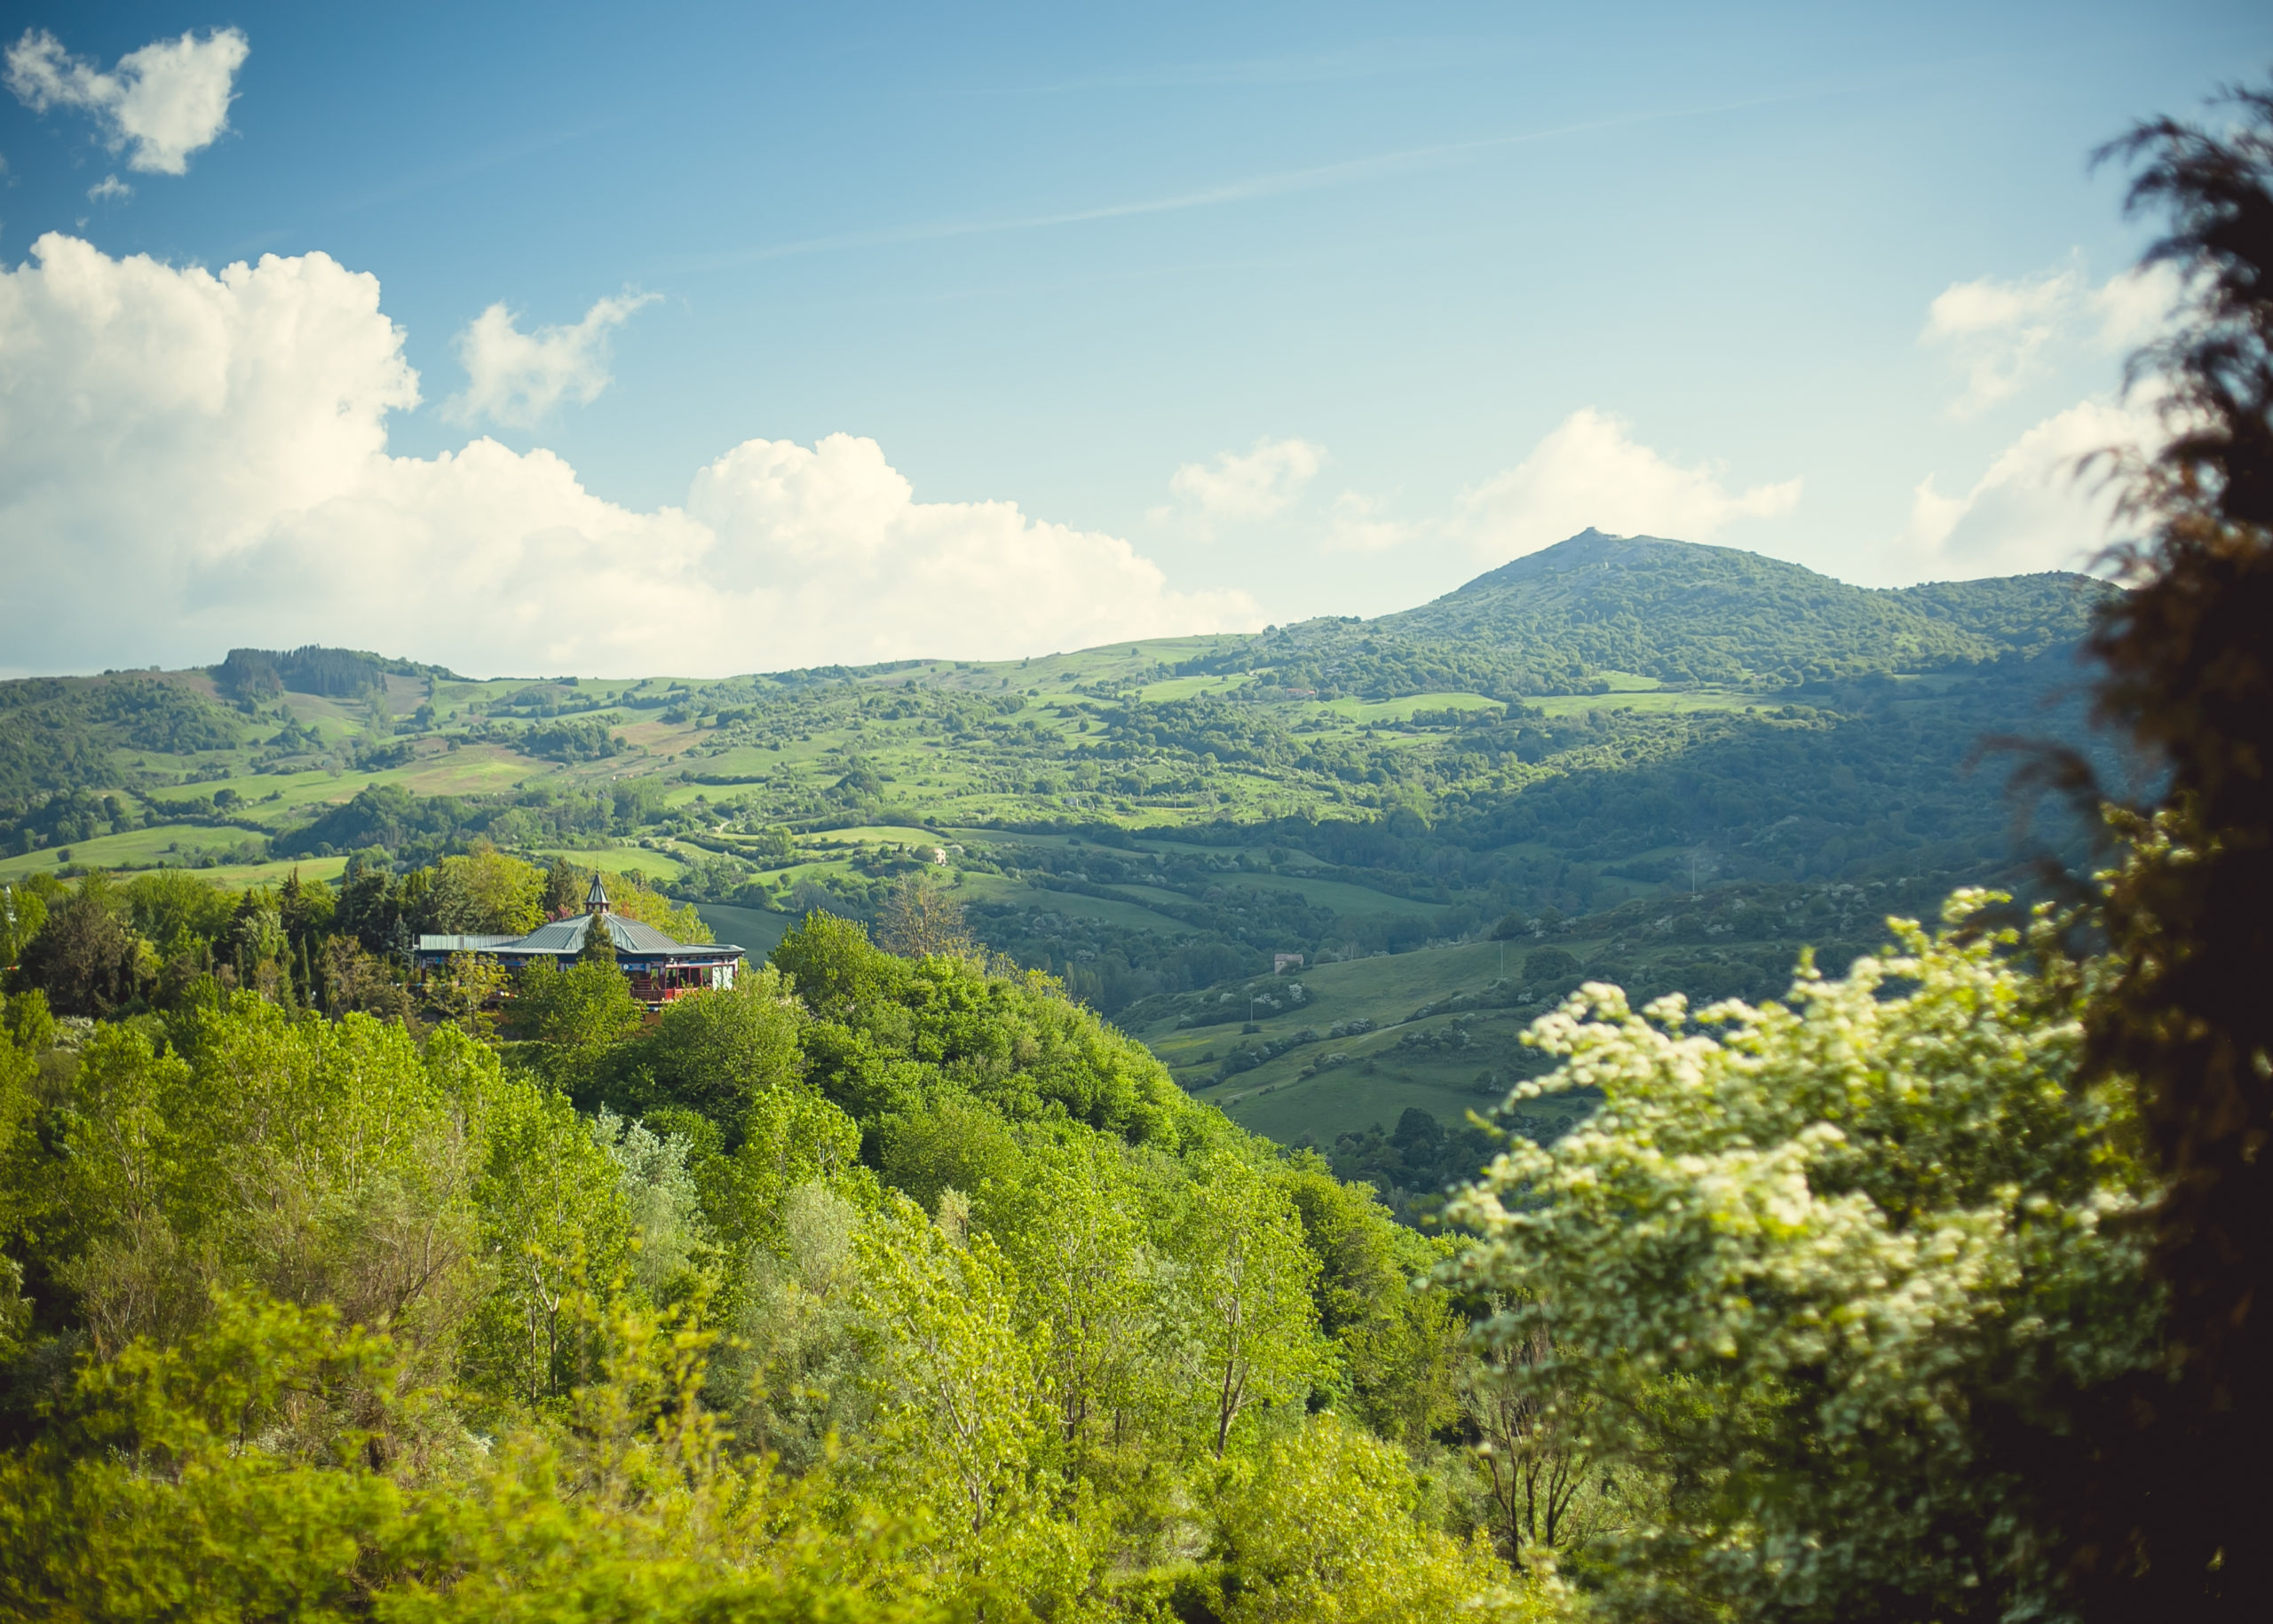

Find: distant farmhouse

[416,875,743,1009]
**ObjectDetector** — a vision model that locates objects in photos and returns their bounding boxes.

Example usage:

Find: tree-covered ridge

[0,889,1517,1618]
[0,676,247,799]
[1200,530,2112,699]
[0,533,2119,1149]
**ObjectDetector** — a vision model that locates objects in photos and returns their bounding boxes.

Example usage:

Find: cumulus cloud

[86,174,131,203]
[1921,260,2183,417]
[445,292,659,428]
[1890,396,2153,580]
[1457,408,1801,561]
[1323,490,1414,553]
[5,27,249,175]
[0,234,1255,677]
[1168,435,1326,522]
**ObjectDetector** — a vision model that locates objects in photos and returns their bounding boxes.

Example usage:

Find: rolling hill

[0,531,2122,1166]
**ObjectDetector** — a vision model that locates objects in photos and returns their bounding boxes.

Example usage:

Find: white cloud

[1922,266,2079,416]
[0,234,1255,677]
[86,174,131,203]
[5,27,249,175]
[1168,435,1325,522]
[445,292,659,428]
[1323,490,1413,553]
[1921,260,2184,417]
[1457,408,1801,561]
[1891,395,2153,580]
[2088,263,2187,353]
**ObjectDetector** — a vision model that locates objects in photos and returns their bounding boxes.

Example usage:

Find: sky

[2,1,2267,678]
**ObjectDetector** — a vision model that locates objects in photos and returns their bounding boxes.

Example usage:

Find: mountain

[0,533,2124,1169]
[1396,529,2097,677]
[1164,531,2107,700]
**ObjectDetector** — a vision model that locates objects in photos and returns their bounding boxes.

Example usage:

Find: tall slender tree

[2030,79,2273,1623]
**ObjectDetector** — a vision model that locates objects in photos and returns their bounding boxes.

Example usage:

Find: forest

[0,77,2266,1624]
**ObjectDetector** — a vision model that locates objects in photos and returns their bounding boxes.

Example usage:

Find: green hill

[0,532,2121,1165]
[1167,529,2106,700]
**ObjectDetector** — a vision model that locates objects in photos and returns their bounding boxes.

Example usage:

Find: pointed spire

[586,873,612,915]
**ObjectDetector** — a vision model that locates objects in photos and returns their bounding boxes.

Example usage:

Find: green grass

[1527,685,1762,718]
[3,536,2104,1153]
[691,903,794,957]
[164,855,354,892]
[802,826,954,847]
[526,845,693,882]
[0,824,270,881]
[1321,692,1501,724]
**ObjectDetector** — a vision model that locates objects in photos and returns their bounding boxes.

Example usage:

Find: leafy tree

[11,877,142,1017]
[429,845,547,936]
[770,910,903,1021]
[1277,1157,1463,1450]
[2030,79,2273,1621]
[1445,898,2155,1621]
[0,884,47,972]
[513,958,644,1089]
[1195,1411,1520,1624]
[463,1070,633,1406]
[0,1289,926,1623]
[701,1083,868,1258]
[851,1192,1061,1609]
[975,1133,1155,1468]
[430,948,511,1036]
[320,936,411,1022]
[620,968,804,1129]
[876,873,973,959]
[1456,1311,1620,1571]
[1522,946,1581,986]
[120,869,234,960]
[706,1177,877,1474]
[1171,1150,1329,1459]
[876,1095,1021,1218]
[591,1109,712,1302]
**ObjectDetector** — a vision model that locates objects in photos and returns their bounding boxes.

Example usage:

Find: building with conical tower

[415,873,744,1009]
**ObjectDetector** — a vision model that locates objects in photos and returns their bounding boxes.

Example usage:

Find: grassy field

[0,823,259,879]
[527,845,694,883]
[691,903,795,957]
[4,541,2098,1151]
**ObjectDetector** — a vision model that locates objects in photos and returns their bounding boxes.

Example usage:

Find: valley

[1,530,2118,1156]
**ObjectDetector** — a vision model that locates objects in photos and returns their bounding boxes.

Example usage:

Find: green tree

[976,1131,1156,1468]
[771,911,903,1022]
[429,846,548,936]
[701,1083,867,1259]
[591,1108,713,1302]
[875,873,973,960]
[514,958,644,1090]
[1197,1411,1520,1624]
[0,883,49,972]
[12,878,143,1017]
[463,1072,634,1406]
[851,1192,1065,1611]
[1443,897,2157,1621]
[1278,1157,1463,1450]
[625,967,804,1129]
[2040,82,2273,1620]
[1171,1151,1329,1459]
[876,1095,1021,1218]
[120,869,234,960]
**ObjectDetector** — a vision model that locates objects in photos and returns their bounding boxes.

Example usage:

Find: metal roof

[423,911,741,960]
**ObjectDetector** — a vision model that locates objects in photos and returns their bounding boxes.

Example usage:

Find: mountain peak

[1448,529,1750,597]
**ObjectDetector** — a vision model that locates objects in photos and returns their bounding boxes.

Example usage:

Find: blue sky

[2,2,2268,676]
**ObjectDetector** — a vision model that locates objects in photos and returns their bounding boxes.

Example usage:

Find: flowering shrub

[1444,893,2160,1621]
